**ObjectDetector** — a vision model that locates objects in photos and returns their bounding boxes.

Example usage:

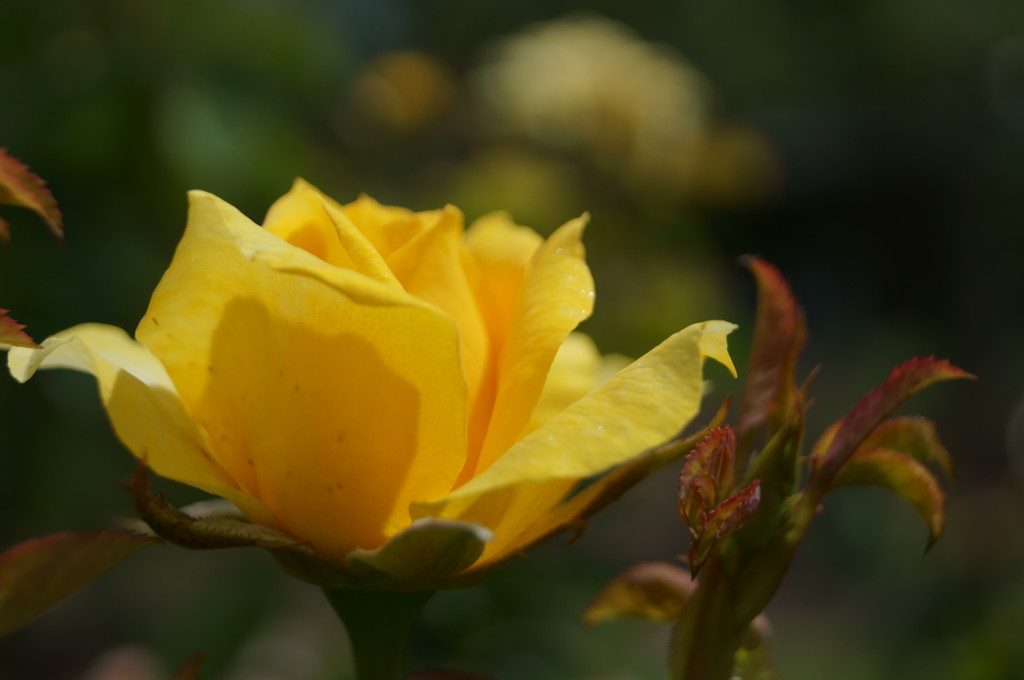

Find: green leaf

[0,309,38,348]
[734,614,780,680]
[0,148,63,242]
[832,447,945,547]
[582,562,694,625]
[0,531,158,636]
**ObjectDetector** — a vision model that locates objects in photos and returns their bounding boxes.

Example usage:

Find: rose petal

[263,179,356,268]
[468,214,595,480]
[136,191,468,558]
[415,320,737,562]
[7,323,267,518]
[525,331,602,434]
[387,205,488,406]
[461,212,543,478]
[264,179,401,288]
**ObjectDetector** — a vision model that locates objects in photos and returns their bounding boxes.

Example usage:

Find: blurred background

[1,0,1022,678]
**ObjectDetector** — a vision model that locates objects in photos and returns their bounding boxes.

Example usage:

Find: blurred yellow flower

[8,181,734,572]
[473,14,779,207]
[475,15,707,191]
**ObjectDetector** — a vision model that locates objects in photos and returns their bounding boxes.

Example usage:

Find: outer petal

[414,320,737,562]
[136,191,467,557]
[463,215,594,482]
[6,324,271,522]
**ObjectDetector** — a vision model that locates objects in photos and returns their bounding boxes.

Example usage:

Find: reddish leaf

[832,447,945,547]
[811,418,953,481]
[812,357,973,489]
[0,531,158,636]
[706,479,763,540]
[582,562,694,625]
[171,652,205,680]
[0,148,63,242]
[0,309,38,348]
[690,479,762,573]
[858,416,953,479]
[679,426,736,517]
[736,257,807,454]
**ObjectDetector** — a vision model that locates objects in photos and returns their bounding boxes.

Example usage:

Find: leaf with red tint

[812,357,973,490]
[0,149,63,242]
[0,309,38,348]
[691,479,762,573]
[582,562,695,625]
[736,257,806,455]
[706,479,762,540]
[812,417,954,481]
[858,416,953,479]
[832,447,945,547]
[0,531,158,636]
[679,426,736,520]
[171,652,205,680]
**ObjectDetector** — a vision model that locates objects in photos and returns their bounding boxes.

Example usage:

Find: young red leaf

[812,416,954,482]
[582,562,695,625]
[0,148,63,242]
[705,479,762,541]
[812,357,973,489]
[690,479,762,573]
[831,447,945,547]
[679,427,736,508]
[679,426,737,535]
[736,257,806,453]
[0,531,158,636]
[0,309,38,348]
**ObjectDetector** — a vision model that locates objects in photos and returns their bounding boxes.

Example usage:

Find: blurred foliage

[1,0,1023,678]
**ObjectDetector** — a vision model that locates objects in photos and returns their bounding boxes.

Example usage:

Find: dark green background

[2,1,1023,678]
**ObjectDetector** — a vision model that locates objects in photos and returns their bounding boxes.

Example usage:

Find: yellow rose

[8,180,734,582]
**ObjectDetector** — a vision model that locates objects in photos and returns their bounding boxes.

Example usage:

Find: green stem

[323,588,435,680]
[669,555,746,680]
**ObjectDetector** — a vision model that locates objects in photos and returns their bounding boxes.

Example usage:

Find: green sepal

[347,519,491,588]
[132,467,306,551]
[134,467,492,590]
